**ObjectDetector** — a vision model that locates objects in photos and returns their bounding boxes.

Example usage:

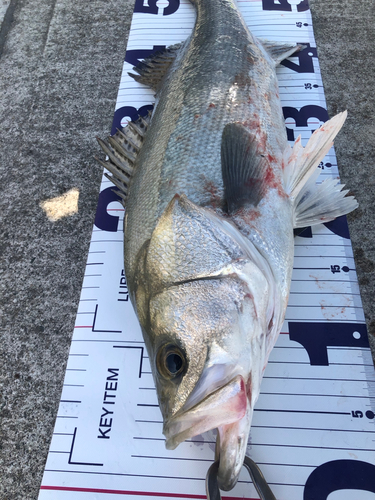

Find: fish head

[134,194,274,490]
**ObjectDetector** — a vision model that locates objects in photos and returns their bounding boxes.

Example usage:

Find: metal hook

[205,455,276,500]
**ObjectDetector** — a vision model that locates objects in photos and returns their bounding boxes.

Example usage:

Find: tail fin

[283,111,358,228]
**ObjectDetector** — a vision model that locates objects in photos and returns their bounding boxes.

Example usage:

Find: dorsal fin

[95,112,152,206]
[258,39,304,65]
[128,43,183,92]
[221,123,268,213]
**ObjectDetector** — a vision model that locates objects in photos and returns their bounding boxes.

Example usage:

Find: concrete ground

[0,0,374,498]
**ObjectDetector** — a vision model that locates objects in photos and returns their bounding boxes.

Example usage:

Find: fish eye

[157,344,186,379]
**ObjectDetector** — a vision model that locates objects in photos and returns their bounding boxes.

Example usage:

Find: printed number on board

[111,104,154,137]
[133,0,180,16]
[304,460,375,499]
[283,104,329,141]
[288,322,369,366]
[94,187,122,233]
[262,0,309,12]
[280,44,317,74]
[297,215,351,240]
[125,46,166,67]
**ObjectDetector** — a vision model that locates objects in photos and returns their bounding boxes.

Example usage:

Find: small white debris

[40,188,79,221]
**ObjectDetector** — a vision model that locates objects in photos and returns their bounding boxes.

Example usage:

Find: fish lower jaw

[163,375,247,451]
[216,407,253,491]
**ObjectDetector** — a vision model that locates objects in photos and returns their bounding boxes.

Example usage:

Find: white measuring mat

[39,0,375,498]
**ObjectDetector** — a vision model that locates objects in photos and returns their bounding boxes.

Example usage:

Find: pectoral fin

[221,123,268,213]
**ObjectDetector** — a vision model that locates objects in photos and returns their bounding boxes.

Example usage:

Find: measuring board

[39,0,375,499]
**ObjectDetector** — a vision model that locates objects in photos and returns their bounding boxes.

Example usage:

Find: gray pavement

[0,0,374,498]
[310,0,375,357]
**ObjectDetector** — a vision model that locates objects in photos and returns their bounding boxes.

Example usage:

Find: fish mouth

[215,405,253,491]
[163,375,252,490]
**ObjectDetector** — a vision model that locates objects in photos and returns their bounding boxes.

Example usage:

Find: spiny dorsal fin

[221,123,268,213]
[95,112,152,206]
[128,43,183,92]
[258,39,304,65]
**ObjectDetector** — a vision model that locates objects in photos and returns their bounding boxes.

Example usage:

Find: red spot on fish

[236,206,260,223]
[267,153,275,164]
[194,114,200,119]
[244,177,262,190]
[208,103,216,108]
[241,116,268,158]
[232,377,247,418]
[264,166,288,198]
[264,166,277,188]
[242,114,259,129]
[247,209,260,221]
[278,185,288,199]
[203,179,222,208]
[234,73,252,87]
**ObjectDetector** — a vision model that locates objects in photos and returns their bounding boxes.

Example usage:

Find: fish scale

[97,0,358,491]
[124,0,288,286]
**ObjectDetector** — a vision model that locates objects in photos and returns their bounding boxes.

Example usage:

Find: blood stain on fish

[203,179,222,208]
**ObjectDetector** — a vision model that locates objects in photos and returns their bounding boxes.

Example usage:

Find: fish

[96,0,358,491]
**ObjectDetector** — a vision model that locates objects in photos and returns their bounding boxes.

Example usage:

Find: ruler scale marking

[39,1,375,499]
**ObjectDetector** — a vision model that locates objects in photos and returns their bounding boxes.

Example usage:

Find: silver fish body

[125,0,290,285]
[99,0,358,491]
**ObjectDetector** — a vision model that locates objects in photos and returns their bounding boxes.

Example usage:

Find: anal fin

[221,123,268,213]
[95,112,152,206]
